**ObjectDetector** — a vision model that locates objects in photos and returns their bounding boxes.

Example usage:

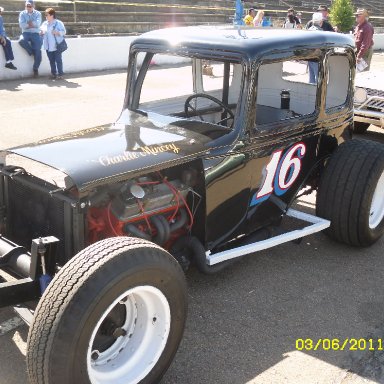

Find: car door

[246,55,323,232]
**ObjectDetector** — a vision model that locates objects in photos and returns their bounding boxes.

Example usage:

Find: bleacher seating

[1,0,383,38]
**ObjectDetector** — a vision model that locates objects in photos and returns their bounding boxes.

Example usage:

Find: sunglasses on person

[26,5,32,7]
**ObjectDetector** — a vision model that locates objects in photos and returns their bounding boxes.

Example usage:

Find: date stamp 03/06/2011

[296,338,384,352]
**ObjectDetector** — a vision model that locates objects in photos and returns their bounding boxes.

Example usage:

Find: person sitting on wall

[244,8,255,26]
[18,0,42,78]
[0,6,17,70]
[253,10,264,27]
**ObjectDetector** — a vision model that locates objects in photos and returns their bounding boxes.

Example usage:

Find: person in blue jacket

[18,0,42,77]
[0,6,17,70]
[40,8,66,80]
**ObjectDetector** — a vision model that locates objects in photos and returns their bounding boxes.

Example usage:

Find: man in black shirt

[306,5,334,32]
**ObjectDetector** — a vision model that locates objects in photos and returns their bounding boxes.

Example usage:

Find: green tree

[330,0,355,32]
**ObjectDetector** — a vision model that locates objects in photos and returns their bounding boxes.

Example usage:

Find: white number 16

[250,142,306,206]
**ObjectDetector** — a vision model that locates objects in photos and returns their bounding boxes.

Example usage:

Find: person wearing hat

[0,6,17,70]
[306,5,334,32]
[18,0,42,77]
[283,8,301,29]
[354,8,374,72]
[243,8,255,26]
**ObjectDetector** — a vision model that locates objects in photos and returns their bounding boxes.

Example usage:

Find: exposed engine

[87,172,197,249]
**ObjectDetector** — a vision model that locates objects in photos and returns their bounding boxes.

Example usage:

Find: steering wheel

[184,93,234,128]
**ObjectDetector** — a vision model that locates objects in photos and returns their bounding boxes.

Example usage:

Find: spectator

[40,7,66,80]
[306,12,324,83]
[307,12,323,31]
[253,10,264,27]
[0,6,17,70]
[306,5,334,31]
[296,11,302,24]
[283,8,301,29]
[244,8,255,26]
[354,8,374,72]
[18,0,42,77]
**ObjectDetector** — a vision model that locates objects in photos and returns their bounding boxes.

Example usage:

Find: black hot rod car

[1,26,384,384]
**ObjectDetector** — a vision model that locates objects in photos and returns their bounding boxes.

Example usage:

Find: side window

[255,60,318,126]
[326,55,350,110]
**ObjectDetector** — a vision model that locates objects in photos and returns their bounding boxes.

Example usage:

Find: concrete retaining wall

[374,33,384,51]
[1,33,383,81]
[0,36,135,81]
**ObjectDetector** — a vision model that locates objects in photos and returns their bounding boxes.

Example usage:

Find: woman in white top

[40,7,66,80]
[253,10,264,27]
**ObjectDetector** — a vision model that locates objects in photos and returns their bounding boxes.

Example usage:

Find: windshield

[131,52,243,130]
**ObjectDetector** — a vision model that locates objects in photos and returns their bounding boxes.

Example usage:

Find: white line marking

[0,317,25,336]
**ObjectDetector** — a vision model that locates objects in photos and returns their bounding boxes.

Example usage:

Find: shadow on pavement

[0,76,81,91]
[0,69,127,92]
[161,226,384,383]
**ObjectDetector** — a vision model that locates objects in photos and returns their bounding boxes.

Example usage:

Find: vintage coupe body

[1,26,384,384]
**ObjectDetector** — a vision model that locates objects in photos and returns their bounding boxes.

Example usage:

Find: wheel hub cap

[87,285,171,384]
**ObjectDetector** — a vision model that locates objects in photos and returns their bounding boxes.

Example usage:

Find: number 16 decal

[250,142,306,206]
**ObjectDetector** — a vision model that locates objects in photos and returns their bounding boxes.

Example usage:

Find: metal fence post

[73,0,77,23]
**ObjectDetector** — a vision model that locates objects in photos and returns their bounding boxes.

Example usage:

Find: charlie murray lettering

[250,142,306,206]
[99,143,181,166]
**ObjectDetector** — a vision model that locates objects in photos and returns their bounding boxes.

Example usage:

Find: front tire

[26,237,187,384]
[316,139,384,246]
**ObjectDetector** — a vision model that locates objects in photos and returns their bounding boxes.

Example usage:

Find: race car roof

[131,25,355,61]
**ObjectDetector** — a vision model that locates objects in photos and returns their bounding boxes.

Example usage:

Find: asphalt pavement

[0,53,384,384]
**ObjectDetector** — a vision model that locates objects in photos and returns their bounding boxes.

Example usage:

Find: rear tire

[316,139,384,246]
[26,237,187,384]
[353,121,370,134]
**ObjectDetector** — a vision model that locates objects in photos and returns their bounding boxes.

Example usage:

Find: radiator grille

[7,178,68,263]
[365,88,384,111]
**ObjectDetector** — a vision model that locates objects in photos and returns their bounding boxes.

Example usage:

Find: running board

[206,209,330,266]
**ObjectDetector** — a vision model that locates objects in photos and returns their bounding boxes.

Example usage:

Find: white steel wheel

[87,286,171,384]
[369,170,384,229]
[27,237,187,384]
